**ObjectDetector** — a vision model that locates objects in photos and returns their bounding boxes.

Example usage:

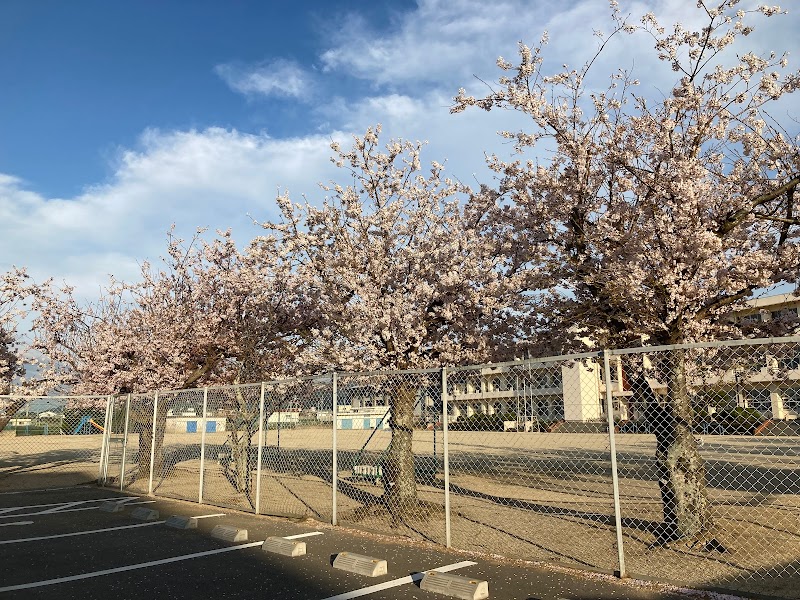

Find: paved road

[0,485,739,600]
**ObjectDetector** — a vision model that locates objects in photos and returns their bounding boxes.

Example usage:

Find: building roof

[742,291,800,310]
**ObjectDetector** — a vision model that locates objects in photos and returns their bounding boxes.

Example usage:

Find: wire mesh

[0,395,109,491]
[201,383,262,512]
[120,392,156,495]
[4,335,798,599]
[335,369,444,544]
[101,394,128,487]
[611,341,800,598]
[446,356,620,571]
[257,376,334,521]
[145,388,205,503]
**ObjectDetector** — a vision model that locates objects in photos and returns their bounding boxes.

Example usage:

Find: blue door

[186,421,197,433]
[363,419,371,430]
[206,421,216,433]
[341,419,352,430]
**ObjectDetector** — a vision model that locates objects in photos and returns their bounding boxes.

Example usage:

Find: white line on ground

[0,541,265,593]
[0,507,24,515]
[191,513,226,519]
[0,486,76,496]
[320,560,478,600]
[283,532,323,540]
[1,505,121,520]
[39,501,85,514]
[0,497,136,516]
[0,521,33,528]
[0,521,165,545]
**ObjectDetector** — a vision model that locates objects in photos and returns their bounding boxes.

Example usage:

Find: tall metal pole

[604,350,627,578]
[98,395,113,485]
[442,367,451,548]
[148,392,159,496]
[198,387,209,504]
[119,394,131,491]
[332,372,339,526]
[255,382,266,515]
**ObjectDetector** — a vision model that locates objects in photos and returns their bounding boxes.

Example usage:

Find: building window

[779,352,800,371]
[747,387,772,414]
[783,388,800,413]
[771,307,799,320]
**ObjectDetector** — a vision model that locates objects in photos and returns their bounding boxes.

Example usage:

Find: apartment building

[438,292,800,425]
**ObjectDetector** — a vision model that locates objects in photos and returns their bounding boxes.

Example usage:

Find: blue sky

[1,0,798,296]
[0,0,411,197]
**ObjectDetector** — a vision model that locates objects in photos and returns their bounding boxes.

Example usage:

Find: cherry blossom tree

[0,268,40,431]
[31,229,297,393]
[30,230,299,497]
[252,126,524,515]
[453,1,799,541]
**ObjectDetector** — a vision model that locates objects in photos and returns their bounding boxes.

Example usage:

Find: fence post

[255,382,266,515]
[604,349,627,578]
[148,392,159,496]
[98,395,113,485]
[119,394,131,492]
[441,367,451,548]
[198,387,208,504]
[332,371,338,526]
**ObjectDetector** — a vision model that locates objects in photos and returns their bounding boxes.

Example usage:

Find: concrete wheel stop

[332,552,388,577]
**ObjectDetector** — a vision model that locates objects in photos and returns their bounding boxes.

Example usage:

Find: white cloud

[317,90,533,185]
[215,58,314,100]
[0,128,344,296]
[319,0,800,100]
[3,0,798,304]
[320,0,530,87]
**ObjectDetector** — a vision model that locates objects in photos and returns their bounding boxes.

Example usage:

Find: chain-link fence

[611,339,800,598]
[446,353,621,572]
[259,376,333,521]
[3,336,799,598]
[0,395,110,491]
[335,369,444,544]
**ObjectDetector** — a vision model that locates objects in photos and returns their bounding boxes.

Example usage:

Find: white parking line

[192,513,226,519]
[0,497,135,517]
[0,486,76,496]
[0,504,129,520]
[0,541,265,593]
[283,531,323,540]
[0,509,84,520]
[0,521,33,528]
[320,560,477,600]
[0,521,165,545]
[39,501,85,514]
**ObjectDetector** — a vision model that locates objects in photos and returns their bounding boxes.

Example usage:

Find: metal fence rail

[2,336,799,598]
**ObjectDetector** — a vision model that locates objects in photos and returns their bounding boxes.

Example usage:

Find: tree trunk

[383,382,418,515]
[0,398,28,433]
[638,350,712,541]
[224,417,255,508]
[220,386,258,508]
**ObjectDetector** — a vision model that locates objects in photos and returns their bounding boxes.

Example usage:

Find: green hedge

[715,406,765,435]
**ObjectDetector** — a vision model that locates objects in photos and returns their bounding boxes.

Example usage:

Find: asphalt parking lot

[0,485,727,600]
